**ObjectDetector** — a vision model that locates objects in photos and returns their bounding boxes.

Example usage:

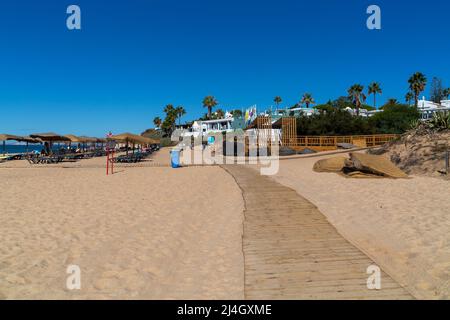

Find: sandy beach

[0,149,244,299]
[1,147,449,300]
[253,152,450,299]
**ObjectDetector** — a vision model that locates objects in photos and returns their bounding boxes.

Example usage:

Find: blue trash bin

[171,149,181,168]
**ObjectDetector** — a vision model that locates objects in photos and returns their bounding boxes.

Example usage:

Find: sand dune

[0,149,244,299]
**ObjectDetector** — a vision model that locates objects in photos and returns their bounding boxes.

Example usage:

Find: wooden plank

[221,164,413,300]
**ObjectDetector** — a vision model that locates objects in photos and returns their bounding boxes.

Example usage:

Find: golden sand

[1,147,449,300]
[0,149,244,299]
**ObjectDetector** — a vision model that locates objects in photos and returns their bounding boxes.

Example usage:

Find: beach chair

[0,154,16,162]
[64,153,83,161]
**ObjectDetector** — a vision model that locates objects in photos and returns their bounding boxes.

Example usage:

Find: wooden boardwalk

[222,165,413,300]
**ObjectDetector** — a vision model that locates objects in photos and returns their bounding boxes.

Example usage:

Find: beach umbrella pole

[2,141,5,155]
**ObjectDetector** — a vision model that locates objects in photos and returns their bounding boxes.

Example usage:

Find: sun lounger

[26,154,64,164]
[0,154,18,162]
[64,153,85,160]
[113,153,147,163]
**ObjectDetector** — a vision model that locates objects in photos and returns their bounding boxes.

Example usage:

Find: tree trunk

[374,94,376,109]
[208,107,212,119]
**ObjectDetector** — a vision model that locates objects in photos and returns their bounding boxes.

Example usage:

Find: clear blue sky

[1,0,449,137]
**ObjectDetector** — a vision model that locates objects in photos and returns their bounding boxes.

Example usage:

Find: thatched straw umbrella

[110,133,157,155]
[30,133,70,154]
[89,137,106,150]
[63,135,87,152]
[64,134,86,143]
[143,137,160,145]
[76,136,97,151]
[0,134,41,155]
[30,132,71,142]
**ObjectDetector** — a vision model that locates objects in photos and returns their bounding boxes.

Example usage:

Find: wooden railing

[284,134,399,150]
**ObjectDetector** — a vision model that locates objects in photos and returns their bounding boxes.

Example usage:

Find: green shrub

[368,104,420,134]
[297,104,420,136]
[297,109,376,136]
[428,111,450,130]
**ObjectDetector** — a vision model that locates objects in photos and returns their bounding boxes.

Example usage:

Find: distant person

[43,142,50,155]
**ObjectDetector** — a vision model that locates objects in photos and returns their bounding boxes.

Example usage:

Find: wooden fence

[284,134,399,151]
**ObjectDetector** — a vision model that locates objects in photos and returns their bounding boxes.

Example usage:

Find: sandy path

[253,154,450,299]
[0,150,244,299]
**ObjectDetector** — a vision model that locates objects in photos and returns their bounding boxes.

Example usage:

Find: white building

[417,97,450,120]
[288,107,319,117]
[192,118,234,134]
[178,116,235,139]
[343,107,382,117]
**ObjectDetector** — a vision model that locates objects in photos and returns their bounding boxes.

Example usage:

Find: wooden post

[281,117,296,147]
[446,151,449,174]
[106,148,110,175]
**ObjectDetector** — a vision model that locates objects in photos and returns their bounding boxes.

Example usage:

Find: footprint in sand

[124,276,144,291]
[94,277,120,290]
[5,274,27,285]
[117,269,138,279]
[142,266,162,278]
[101,270,120,278]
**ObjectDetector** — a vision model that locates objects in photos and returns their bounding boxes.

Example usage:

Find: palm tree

[347,84,366,116]
[273,96,282,110]
[443,88,450,99]
[202,96,218,120]
[387,98,399,105]
[301,93,315,108]
[368,82,382,109]
[164,104,175,115]
[175,106,186,126]
[231,109,242,117]
[163,104,176,133]
[215,108,225,119]
[153,116,162,128]
[405,92,414,105]
[408,72,427,107]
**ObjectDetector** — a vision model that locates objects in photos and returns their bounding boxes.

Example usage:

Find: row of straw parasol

[0,134,41,154]
[1,132,159,154]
